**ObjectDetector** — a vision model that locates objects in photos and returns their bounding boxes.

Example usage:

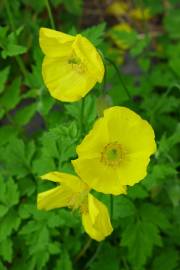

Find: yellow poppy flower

[39,28,104,102]
[37,172,113,241]
[72,107,156,195]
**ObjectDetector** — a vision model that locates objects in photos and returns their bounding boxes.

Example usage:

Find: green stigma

[107,148,118,161]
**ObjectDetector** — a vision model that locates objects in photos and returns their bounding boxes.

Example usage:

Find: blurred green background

[0,0,180,269]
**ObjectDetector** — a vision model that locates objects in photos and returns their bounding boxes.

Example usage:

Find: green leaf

[113,196,135,219]
[0,78,21,111]
[121,217,162,268]
[128,184,149,199]
[0,176,19,208]
[82,22,106,46]
[0,66,10,94]
[55,250,72,270]
[63,0,83,15]
[0,238,13,262]
[1,138,35,177]
[152,249,179,270]
[2,44,27,59]
[164,9,180,39]
[0,208,20,241]
[5,178,19,208]
[143,163,177,189]
[140,203,170,231]
[90,243,119,270]
[65,94,97,133]
[14,103,36,126]
[0,125,18,146]
[0,205,8,218]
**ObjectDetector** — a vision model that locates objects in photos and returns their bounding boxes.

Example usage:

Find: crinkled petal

[37,186,71,210]
[118,152,151,186]
[40,172,87,193]
[72,158,126,195]
[103,106,156,155]
[73,34,104,82]
[42,56,98,102]
[82,194,113,241]
[75,117,109,159]
[39,27,74,57]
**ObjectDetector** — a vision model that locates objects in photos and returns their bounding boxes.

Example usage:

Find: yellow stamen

[101,142,125,167]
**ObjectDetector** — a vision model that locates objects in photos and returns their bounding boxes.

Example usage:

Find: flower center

[101,142,124,167]
[68,53,86,73]
[68,189,89,214]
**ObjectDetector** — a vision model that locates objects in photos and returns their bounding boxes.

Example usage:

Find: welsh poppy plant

[37,172,113,241]
[39,28,104,102]
[72,106,156,195]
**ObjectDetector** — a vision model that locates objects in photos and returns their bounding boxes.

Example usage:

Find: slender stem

[84,242,102,269]
[4,0,28,78]
[150,83,180,122]
[4,0,16,33]
[16,55,28,78]
[80,98,85,136]
[102,59,108,95]
[110,194,113,219]
[45,0,55,29]
[138,0,149,39]
[75,238,92,262]
[105,57,132,101]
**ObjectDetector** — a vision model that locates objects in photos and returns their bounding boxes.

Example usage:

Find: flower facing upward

[72,107,156,195]
[39,28,104,102]
[37,172,113,241]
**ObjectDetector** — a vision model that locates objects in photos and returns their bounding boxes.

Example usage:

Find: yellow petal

[73,34,104,83]
[39,27,74,57]
[104,106,156,155]
[72,158,126,195]
[75,117,109,159]
[40,171,87,193]
[82,194,113,241]
[118,152,151,186]
[37,186,71,210]
[42,55,98,102]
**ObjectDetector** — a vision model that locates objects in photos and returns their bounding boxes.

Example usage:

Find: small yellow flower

[39,28,104,102]
[106,2,128,17]
[108,23,133,50]
[130,8,152,21]
[72,107,156,195]
[37,172,113,241]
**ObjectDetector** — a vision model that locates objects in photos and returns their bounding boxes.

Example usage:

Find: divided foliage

[0,0,179,269]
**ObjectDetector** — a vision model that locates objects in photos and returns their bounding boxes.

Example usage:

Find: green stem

[110,194,113,219]
[84,242,102,269]
[4,0,16,33]
[5,0,28,78]
[75,238,92,262]
[45,0,55,29]
[105,57,132,101]
[80,98,85,136]
[150,83,180,123]
[16,55,28,78]
[101,60,107,95]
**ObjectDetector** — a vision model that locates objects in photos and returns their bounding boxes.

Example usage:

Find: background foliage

[0,0,180,269]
